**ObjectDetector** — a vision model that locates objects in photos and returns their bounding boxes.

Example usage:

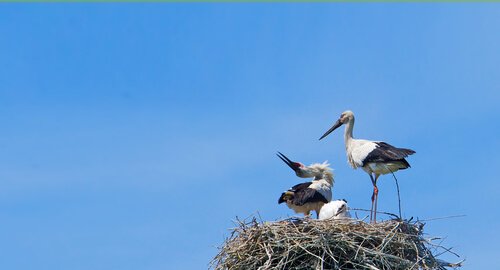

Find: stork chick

[277,152,334,218]
[319,199,351,220]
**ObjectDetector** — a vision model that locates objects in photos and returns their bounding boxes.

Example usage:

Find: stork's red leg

[369,173,376,223]
[373,174,380,223]
[373,185,379,223]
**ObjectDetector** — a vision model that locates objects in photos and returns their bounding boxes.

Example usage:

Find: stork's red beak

[319,119,343,140]
[276,152,301,172]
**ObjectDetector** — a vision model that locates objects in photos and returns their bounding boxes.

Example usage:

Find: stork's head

[332,199,350,218]
[319,110,354,140]
[276,152,308,178]
[277,152,333,181]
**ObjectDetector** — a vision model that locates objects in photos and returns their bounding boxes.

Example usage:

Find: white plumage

[319,199,351,220]
[346,139,377,169]
[319,110,415,223]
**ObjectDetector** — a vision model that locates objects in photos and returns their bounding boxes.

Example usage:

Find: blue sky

[0,4,499,270]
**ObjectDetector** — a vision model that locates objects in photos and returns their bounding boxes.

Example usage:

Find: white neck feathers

[344,117,354,144]
[310,162,334,185]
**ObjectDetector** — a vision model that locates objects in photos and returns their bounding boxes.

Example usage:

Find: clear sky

[0,4,499,270]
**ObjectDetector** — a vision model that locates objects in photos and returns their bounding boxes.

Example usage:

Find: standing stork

[319,110,415,223]
[277,152,334,218]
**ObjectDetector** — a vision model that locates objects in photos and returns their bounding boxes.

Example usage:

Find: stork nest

[211,217,462,270]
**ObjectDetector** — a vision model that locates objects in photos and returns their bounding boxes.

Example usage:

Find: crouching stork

[319,199,351,220]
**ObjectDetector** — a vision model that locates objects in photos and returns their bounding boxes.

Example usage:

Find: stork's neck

[314,171,334,186]
[344,118,354,145]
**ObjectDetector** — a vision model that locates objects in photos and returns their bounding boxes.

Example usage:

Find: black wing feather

[362,142,415,165]
[278,181,328,205]
[289,182,312,191]
[278,182,312,204]
[292,188,328,206]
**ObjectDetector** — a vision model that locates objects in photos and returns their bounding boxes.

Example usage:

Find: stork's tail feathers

[398,158,412,170]
[398,148,416,157]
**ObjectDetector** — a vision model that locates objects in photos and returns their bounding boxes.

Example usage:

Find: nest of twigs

[211,217,462,270]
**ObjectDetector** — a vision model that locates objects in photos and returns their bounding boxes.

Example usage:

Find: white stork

[277,152,334,218]
[319,199,351,220]
[319,110,415,223]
